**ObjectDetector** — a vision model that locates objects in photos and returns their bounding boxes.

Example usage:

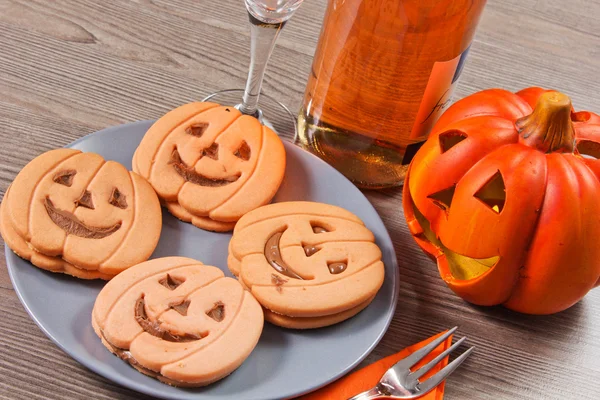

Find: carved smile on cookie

[44,197,121,239]
[264,227,348,280]
[170,148,240,187]
[134,294,203,342]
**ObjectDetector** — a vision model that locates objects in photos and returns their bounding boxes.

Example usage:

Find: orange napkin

[297,331,453,400]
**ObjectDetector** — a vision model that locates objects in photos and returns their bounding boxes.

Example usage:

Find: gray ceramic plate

[5,121,399,400]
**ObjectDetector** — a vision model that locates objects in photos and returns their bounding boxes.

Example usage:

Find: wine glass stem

[239,14,285,117]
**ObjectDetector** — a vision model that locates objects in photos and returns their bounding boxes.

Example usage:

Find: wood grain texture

[1,0,599,399]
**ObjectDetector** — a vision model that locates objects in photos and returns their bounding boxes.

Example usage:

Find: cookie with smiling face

[92,257,263,387]
[132,102,286,232]
[0,149,162,279]
[228,201,385,329]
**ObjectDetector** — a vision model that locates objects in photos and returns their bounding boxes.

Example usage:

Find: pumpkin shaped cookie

[92,257,264,386]
[228,201,385,329]
[133,102,286,232]
[0,149,162,279]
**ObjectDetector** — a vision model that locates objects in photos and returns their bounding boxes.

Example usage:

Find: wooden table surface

[1,0,599,399]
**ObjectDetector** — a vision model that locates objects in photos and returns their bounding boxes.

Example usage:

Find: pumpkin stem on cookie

[515,91,575,153]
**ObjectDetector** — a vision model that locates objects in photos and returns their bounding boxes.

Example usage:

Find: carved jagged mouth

[170,148,240,187]
[44,197,121,239]
[412,204,499,281]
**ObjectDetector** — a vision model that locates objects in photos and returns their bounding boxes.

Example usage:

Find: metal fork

[348,327,473,400]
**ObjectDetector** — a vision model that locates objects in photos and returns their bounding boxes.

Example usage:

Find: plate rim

[5,120,400,399]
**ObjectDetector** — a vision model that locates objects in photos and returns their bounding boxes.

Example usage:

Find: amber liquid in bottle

[298,0,486,188]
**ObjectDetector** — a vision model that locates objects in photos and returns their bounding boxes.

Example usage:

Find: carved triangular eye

[474,171,506,214]
[311,223,329,233]
[159,274,184,290]
[328,261,347,274]
[170,299,191,316]
[428,185,456,211]
[577,140,600,159]
[439,130,467,153]
[75,190,94,209]
[185,123,209,137]
[109,188,127,209]
[202,143,219,160]
[302,244,321,257]
[234,141,251,161]
[53,170,76,187]
[206,301,225,322]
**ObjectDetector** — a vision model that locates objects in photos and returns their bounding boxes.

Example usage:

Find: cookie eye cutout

[169,299,191,316]
[135,294,202,342]
[439,130,467,153]
[428,185,457,212]
[185,123,209,137]
[44,197,121,238]
[75,190,95,209]
[234,141,251,161]
[206,301,225,322]
[303,243,322,257]
[474,171,506,214]
[201,143,219,160]
[311,222,331,234]
[328,260,348,275]
[109,188,128,209]
[53,169,77,187]
[159,274,184,290]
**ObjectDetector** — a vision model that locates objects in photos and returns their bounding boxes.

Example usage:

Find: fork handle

[347,386,386,400]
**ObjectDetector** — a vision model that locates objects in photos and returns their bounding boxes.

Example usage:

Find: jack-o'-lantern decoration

[403,87,600,314]
[0,149,162,279]
[133,102,286,231]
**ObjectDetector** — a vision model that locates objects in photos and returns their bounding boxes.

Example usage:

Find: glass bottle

[298,0,487,188]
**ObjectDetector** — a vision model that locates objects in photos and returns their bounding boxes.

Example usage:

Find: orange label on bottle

[409,46,471,139]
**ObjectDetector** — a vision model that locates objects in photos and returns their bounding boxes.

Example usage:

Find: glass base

[202,89,297,141]
[297,108,408,189]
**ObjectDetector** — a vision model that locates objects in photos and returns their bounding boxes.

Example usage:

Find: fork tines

[401,327,474,393]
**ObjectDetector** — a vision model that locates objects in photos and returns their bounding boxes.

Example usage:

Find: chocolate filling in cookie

[44,197,121,239]
[170,149,240,187]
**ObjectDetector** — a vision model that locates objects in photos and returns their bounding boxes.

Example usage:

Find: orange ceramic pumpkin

[403,87,600,314]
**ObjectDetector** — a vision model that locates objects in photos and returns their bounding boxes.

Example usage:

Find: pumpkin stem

[515,91,575,153]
